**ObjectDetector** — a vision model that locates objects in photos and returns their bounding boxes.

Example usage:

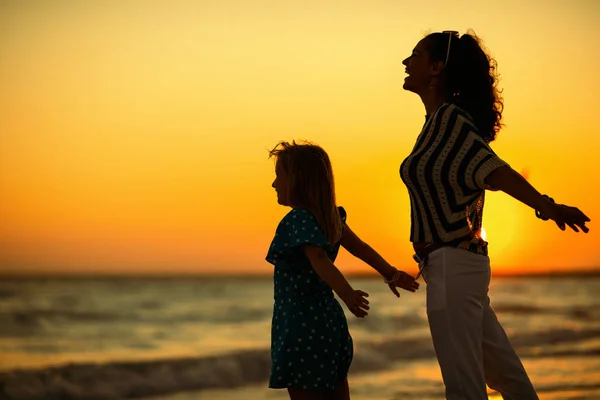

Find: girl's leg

[481,297,539,399]
[288,379,350,400]
[331,378,350,400]
[424,247,490,400]
[287,388,324,400]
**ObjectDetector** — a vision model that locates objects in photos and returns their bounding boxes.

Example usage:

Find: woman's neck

[420,90,450,117]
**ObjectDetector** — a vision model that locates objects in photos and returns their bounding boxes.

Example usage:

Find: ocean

[1,275,599,400]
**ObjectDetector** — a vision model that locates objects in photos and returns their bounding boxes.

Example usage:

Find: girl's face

[272,160,290,206]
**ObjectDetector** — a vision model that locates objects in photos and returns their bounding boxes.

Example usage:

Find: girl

[266,140,418,400]
[399,30,590,399]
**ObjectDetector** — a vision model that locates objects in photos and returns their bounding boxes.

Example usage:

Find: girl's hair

[425,30,503,143]
[269,140,342,245]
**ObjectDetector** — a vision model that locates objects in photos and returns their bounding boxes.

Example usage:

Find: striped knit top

[399,103,509,255]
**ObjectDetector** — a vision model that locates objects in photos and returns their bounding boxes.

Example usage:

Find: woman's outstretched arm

[485,166,590,233]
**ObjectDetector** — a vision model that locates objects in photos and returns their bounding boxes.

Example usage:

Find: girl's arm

[301,245,370,318]
[340,224,396,280]
[341,223,419,296]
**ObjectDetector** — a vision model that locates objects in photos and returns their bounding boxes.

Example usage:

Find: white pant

[423,247,539,400]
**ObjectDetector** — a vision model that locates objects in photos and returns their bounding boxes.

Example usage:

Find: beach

[1,275,599,399]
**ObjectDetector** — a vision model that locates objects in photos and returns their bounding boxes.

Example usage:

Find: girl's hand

[539,201,590,233]
[386,270,420,298]
[340,289,370,318]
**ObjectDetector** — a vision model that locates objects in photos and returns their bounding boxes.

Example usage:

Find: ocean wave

[0,306,272,336]
[0,288,19,300]
[0,350,271,400]
[351,313,425,333]
[3,301,592,337]
[2,327,600,400]
[492,303,595,320]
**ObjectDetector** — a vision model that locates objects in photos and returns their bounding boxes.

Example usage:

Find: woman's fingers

[554,205,591,233]
[567,222,579,232]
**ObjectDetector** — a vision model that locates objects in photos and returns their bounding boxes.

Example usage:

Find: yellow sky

[1,0,599,275]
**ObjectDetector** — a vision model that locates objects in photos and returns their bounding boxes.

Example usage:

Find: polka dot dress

[265,207,353,390]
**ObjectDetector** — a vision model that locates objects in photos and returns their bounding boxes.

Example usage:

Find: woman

[399,30,590,400]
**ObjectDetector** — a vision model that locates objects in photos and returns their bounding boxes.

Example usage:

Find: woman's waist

[412,237,487,256]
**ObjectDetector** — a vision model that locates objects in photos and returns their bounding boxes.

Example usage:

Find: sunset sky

[1,0,598,276]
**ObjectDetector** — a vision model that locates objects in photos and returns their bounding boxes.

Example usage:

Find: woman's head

[402,30,503,142]
[269,140,342,244]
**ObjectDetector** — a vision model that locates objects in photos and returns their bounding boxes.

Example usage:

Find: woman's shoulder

[440,103,473,122]
[434,104,479,138]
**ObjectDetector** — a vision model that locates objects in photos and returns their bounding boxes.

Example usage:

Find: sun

[480,227,487,241]
[480,192,523,267]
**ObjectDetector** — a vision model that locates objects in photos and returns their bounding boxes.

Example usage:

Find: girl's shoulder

[283,207,314,223]
[338,206,347,222]
[273,208,316,235]
[282,207,347,224]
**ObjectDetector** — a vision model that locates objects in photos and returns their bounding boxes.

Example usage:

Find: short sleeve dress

[265,206,353,390]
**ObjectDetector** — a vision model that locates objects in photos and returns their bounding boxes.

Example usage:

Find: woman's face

[402,38,438,95]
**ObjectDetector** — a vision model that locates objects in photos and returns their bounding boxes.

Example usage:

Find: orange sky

[1,0,599,276]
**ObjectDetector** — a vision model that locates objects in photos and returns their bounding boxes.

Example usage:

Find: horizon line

[1,268,599,279]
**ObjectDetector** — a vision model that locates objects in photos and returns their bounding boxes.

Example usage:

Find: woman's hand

[539,201,591,233]
[386,270,420,298]
[340,289,370,318]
